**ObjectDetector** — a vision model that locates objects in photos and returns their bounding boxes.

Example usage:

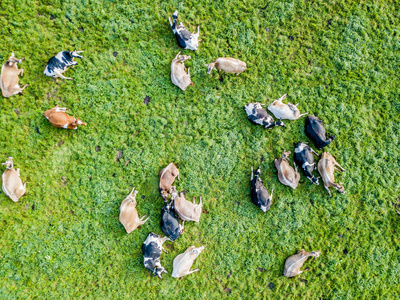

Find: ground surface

[0,0,399,299]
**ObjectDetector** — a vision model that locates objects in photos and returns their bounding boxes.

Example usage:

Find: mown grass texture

[0,0,399,299]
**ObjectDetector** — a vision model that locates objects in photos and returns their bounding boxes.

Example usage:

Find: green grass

[0,0,399,298]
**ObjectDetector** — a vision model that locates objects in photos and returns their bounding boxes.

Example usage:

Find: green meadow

[1,0,399,298]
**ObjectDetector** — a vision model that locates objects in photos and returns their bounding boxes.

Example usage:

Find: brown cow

[274,151,300,189]
[2,157,26,202]
[317,152,345,196]
[119,187,149,234]
[44,106,87,130]
[283,249,321,277]
[206,57,246,75]
[0,53,28,98]
[159,163,180,201]
[171,186,202,222]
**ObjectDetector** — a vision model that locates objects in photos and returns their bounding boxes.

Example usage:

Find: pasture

[0,0,399,298]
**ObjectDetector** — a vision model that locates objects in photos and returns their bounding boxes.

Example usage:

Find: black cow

[142,232,170,279]
[294,142,319,185]
[244,103,285,129]
[44,49,83,80]
[168,11,200,50]
[250,166,273,212]
[305,116,335,149]
[161,200,184,241]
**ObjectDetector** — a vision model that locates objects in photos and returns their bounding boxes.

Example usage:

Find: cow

[274,151,301,189]
[244,103,285,129]
[160,196,184,241]
[119,187,149,234]
[294,142,319,185]
[159,163,180,201]
[206,57,247,75]
[142,233,171,279]
[317,152,345,196]
[283,249,320,278]
[44,106,87,130]
[305,115,335,149]
[172,245,205,278]
[0,53,28,98]
[250,166,273,213]
[168,11,200,50]
[2,157,26,202]
[171,186,202,222]
[268,94,308,120]
[44,49,83,80]
[171,52,192,91]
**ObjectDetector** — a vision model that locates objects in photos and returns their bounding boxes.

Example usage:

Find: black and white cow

[161,199,184,241]
[294,142,319,185]
[168,11,200,50]
[244,103,285,129]
[142,232,170,279]
[305,115,335,149]
[250,166,273,212]
[44,49,83,80]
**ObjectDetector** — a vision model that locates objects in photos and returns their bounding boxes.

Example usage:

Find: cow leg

[21,84,29,91]
[269,189,274,202]
[55,71,73,80]
[334,161,345,172]
[139,215,150,224]
[17,168,21,176]
[310,147,319,156]
[251,166,254,181]
[187,269,200,275]
[19,68,24,77]
[298,112,308,118]
[324,185,332,197]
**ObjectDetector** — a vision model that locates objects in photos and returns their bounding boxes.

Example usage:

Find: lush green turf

[1,0,399,298]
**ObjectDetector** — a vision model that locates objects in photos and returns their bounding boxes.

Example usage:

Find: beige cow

[119,187,149,234]
[274,151,300,189]
[0,53,28,98]
[317,152,345,196]
[267,94,308,120]
[171,51,192,91]
[206,57,247,75]
[171,186,202,222]
[172,245,205,278]
[283,249,320,277]
[2,157,26,202]
[159,163,180,201]
[44,106,87,130]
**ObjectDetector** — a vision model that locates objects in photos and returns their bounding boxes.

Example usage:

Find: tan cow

[206,57,247,75]
[171,186,202,222]
[172,245,205,278]
[317,152,345,196]
[0,53,28,98]
[2,157,26,202]
[44,106,87,130]
[283,249,320,277]
[171,51,192,91]
[267,94,308,120]
[274,151,300,189]
[119,187,149,234]
[159,163,180,201]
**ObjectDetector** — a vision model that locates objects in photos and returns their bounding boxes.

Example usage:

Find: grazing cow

[206,57,247,75]
[159,163,180,201]
[44,49,83,80]
[283,249,320,277]
[171,186,202,222]
[294,142,319,185]
[168,11,200,50]
[2,157,26,202]
[44,106,87,130]
[161,198,184,241]
[268,94,308,120]
[0,53,28,98]
[119,187,149,234]
[244,103,285,129]
[317,152,345,196]
[274,151,301,189]
[172,245,205,278]
[250,166,273,212]
[305,115,335,149]
[171,52,192,91]
[142,232,171,279]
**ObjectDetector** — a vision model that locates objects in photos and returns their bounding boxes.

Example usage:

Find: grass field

[1,0,399,299]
